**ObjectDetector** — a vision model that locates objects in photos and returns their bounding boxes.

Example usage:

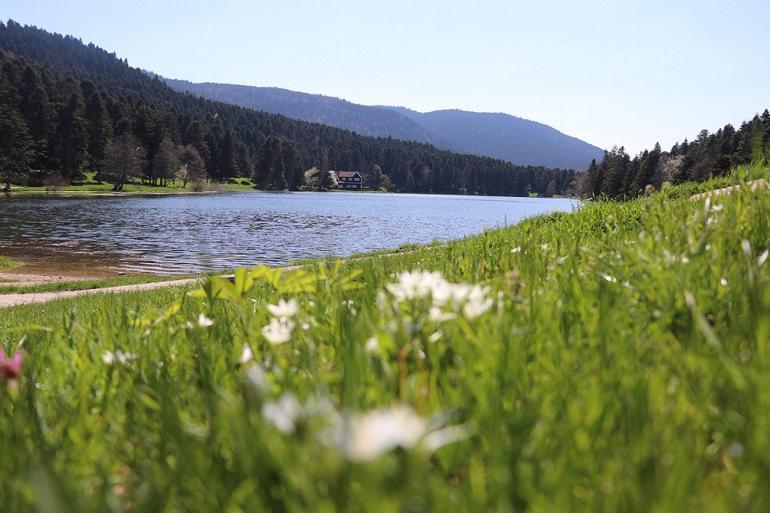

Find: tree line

[0,20,576,196]
[584,110,770,199]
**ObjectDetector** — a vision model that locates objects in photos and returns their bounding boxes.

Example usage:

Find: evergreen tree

[84,91,112,167]
[0,103,33,190]
[316,151,331,190]
[54,85,89,180]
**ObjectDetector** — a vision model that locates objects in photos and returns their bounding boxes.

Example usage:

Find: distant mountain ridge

[165,79,604,170]
[383,107,605,170]
[164,79,443,146]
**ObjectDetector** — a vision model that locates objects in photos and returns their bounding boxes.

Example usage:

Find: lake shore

[3,167,770,511]
[0,191,577,276]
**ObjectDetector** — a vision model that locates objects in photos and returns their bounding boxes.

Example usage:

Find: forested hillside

[165,78,604,170]
[0,20,575,196]
[586,111,770,199]
[164,79,442,146]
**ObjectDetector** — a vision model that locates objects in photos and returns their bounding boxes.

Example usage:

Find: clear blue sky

[3,0,770,153]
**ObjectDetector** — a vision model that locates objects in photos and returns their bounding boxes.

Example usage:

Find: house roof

[333,171,361,178]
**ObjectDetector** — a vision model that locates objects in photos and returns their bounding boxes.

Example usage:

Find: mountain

[164,79,442,146]
[0,20,576,196]
[385,107,605,170]
[164,79,604,170]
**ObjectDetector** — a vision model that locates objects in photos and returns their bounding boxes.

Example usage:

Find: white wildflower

[461,286,493,319]
[262,317,295,345]
[428,331,443,343]
[267,298,299,319]
[385,270,493,320]
[245,364,269,397]
[511,246,521,254]
[428,306,455,322]
[720,278,728,286]
[386,270,445,302]
[197,313,214,327]
[261,393,302,433]
[365,336,379,353]
[240,344,254,364]
[102,350,137,365]
[328,405,468,462]
[600,273,617,283]
[758,249,769,267]
[742,240,752,257]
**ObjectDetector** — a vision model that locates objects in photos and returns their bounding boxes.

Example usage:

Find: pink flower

[0,349,23,379]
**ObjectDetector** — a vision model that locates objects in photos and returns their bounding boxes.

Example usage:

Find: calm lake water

[0,192,578,275]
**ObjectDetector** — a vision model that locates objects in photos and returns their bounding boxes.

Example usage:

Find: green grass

[0,274,183,294]
[7,173,258,195]
[2,167,770,512]
[0,256,20,269]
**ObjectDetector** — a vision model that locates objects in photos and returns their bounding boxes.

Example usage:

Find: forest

[585,110,770,199]
[0,20,575,196]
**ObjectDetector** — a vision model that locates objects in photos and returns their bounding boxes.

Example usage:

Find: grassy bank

[0,256,19,269]
[4,172,257,196]
[1,167,770,512]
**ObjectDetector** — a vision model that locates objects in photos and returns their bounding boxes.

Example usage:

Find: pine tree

[0,103,34,190]
[281,140,304,190]
[84,91,112,167]
[274,154,288,190]
[54,85,89,181]
[316,151,331,190]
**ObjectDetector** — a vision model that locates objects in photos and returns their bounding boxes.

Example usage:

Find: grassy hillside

[1,166,769,512]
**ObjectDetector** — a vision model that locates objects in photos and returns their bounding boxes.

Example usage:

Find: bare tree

[100,134,145,192]
[177,145,206,188]
[152,138,179,187]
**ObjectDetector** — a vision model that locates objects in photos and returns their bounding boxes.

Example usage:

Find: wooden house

[333,170,363,190]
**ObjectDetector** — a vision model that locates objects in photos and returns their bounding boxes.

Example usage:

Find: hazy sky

[3,0,769,153]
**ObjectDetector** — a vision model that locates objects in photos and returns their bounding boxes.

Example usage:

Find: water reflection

[0,192,578,275]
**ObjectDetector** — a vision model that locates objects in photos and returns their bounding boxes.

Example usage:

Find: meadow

[1,166,769,512]
[5,172,257,195]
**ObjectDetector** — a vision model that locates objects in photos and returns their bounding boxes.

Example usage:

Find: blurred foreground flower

[262,317,295,345]
[267,298,299,319]
[197,313,214,327]
[102,350,137,365]
[326,405,469,462]
[0,349,23,380]
[262,393,303,433]
[240,344,254,363]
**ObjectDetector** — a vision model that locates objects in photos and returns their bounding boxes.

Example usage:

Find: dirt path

[0,277,202,308]
[0,247,421,310]
[0,272,100,287]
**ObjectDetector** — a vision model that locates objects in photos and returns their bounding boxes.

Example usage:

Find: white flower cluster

[262,298,299,345]
[386,270,493,320]
[102,350,137,365]
[259,391,468,462]
[328,405,468,462]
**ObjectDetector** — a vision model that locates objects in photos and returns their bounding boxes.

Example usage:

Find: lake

[0,192,578,275]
